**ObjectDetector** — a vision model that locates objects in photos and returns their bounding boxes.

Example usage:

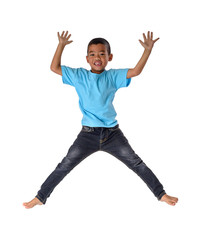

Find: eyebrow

[89,50,106,53]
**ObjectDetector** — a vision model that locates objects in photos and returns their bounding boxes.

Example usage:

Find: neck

[90,69,105,74]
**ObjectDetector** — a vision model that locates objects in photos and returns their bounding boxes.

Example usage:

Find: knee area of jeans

[57,157,76,170]
[66,146,82,158]
[117,146,134,157]
[132,159,146,169]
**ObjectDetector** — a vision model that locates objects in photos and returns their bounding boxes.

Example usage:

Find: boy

[23,31,178,209]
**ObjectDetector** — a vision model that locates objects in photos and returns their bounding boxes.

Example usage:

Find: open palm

[58,31,73,46]
[139,31,159,51]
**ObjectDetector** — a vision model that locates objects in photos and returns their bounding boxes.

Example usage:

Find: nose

[95,55,100,59]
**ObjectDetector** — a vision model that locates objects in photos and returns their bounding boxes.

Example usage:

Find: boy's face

[86,44,113,74]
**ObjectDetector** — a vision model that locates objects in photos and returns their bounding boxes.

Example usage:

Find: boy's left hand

[139,31,159,51]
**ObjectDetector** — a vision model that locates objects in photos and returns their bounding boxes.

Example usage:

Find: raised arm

[127,31,159,79]
[50,31,73,75]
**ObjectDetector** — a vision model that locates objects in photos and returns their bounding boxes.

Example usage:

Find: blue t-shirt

[61,66,131,127]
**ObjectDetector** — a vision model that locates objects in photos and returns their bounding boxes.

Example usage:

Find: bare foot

[23,197,43,209]
[160,194,178,206]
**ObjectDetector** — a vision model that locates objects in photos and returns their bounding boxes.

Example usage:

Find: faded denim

[36,125,166,204]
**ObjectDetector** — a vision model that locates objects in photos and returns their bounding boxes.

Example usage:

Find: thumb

[139,40,145,48]
[66,40,73,45]
[153,37,160,43]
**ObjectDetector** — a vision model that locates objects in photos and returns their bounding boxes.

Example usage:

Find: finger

[139,39,145,47]
[143,33,147,42]
[147,31,150,39]
[66,34,71,40]
[61,31,65,37]
[153,37,160,43]
[151,32,153,39]
[64,31,68,38]
[67,40,73,45]
[57,32,60,39]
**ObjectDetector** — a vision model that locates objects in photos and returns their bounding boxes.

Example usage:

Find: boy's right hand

[58,31,73,46]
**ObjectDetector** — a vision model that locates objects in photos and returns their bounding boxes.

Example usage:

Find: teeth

[94,62,101,66]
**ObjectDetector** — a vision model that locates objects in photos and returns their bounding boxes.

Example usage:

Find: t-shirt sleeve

[61,65,78,87]
[109,69,131,90]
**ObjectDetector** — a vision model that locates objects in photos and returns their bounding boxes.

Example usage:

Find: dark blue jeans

[36,125,166,204]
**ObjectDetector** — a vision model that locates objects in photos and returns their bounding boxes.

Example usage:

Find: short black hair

[87,38,111,55]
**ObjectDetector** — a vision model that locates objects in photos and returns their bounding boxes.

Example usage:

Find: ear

[108,54,113,61]
[86,56,89,63]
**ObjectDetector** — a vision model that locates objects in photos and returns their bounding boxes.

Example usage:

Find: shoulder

[61,66,89,76]
[106,68,129,78]
[105,69,117,77]
[62,66,88,72]
[106,69,131,89]
[61,66,89,86]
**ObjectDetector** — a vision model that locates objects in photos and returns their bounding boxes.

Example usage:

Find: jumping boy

[23,31,178,209]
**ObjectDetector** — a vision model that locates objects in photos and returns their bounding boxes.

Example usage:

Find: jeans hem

[35,195,46,204]
[157,191,166,201]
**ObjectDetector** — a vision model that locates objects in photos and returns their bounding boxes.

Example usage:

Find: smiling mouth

[94,61,102,66]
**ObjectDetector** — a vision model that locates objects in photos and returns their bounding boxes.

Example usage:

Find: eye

[89,54,94,56]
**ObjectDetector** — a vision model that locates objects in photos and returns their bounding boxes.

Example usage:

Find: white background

[1,0,208,239]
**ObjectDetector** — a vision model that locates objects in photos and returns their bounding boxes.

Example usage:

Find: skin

[127,31,159,78]
[160,194,178,206]
[23,197,43,209]
[86,43,113,74]
[50,31,160,78]
[23,31,178,209]
[23,194,178,209]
